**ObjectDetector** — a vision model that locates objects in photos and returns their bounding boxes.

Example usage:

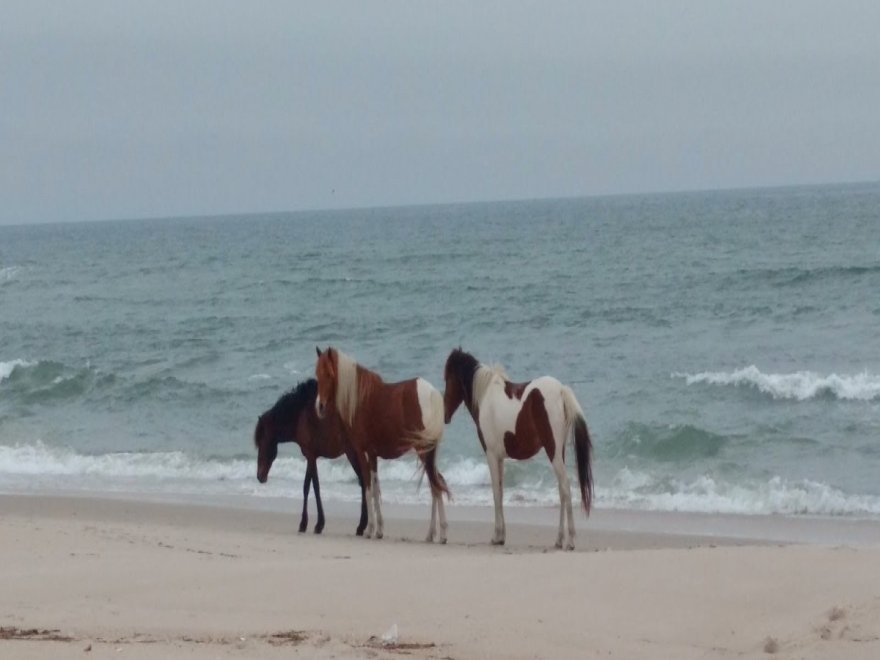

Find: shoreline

[3,493,880,659]
[4,488,880,547]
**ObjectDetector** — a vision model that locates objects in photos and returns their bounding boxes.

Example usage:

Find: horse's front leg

[356,449,375,539]
[299,462,313,533]
[310,458,326,534]
[487,452,505,545]
[345,447,368,536]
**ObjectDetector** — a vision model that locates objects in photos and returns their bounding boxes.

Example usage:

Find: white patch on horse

[412,377,444,449]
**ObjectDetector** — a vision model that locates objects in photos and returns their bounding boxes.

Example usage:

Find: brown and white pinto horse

[314,347,449,542]
[254,378,368,535]
[443,348,593,550]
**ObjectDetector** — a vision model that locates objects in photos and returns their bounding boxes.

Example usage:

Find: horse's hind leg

[551,454,574,550]
[421,448,448,544]
[311,459,326,534]
[421,453,437,543]
[370,454,384,539]
[435,485,448,544]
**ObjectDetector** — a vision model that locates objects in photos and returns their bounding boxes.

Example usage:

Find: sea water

[2,183,879,516]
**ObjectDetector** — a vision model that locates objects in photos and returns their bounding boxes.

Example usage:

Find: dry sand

[1,493,879,659]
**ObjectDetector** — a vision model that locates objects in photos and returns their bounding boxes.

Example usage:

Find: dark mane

[445,348,479,410]
[255,379,318,446]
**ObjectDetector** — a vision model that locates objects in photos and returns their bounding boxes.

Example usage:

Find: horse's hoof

[355,528,365,537]
[555,540,563,549]
[376,531,384,540]
[313,526,324,535]
[440,538,447,545]
[298,526,307,534]
[425,534,434,543]
[490,538,505,546]
[566,544,575,552]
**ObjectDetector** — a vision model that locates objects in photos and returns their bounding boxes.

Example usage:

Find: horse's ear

[316,346,322,357]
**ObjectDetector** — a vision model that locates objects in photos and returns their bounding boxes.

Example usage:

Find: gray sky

[2,1,879,225]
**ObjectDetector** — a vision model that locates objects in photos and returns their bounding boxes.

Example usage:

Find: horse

[442,348,593,550]
[254,378,368,536]
[314,346,450,542]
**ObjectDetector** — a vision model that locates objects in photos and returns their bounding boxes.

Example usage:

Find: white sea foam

[0,359,34,383]
[601,467,880,516]
[0,266,20,282]
[2,442,879,517]
[673,365,880,401]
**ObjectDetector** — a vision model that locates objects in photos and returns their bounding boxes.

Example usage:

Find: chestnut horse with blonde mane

[443,348,593,550]
[315,347,449,542]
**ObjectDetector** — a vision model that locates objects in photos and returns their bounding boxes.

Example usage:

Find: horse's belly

[502,430,543,460]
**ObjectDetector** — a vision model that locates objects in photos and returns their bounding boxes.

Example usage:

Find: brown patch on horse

[504,380,529,400]
[322,353,430,460]
[503,389,554,461]
[354,376,426,459]
[400,379,424,435]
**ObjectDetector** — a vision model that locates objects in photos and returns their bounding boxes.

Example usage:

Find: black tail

[422,447,450,500]
[573,415,593,515]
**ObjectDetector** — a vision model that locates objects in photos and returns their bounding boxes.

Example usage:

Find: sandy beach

[1,494,879,659]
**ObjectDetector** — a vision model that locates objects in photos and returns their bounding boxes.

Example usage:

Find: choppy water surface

[2,183,880,516]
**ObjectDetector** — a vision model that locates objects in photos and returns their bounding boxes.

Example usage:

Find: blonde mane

[472,362,508,410]
[333,348,360,426]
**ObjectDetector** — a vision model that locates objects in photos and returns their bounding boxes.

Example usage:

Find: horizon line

[2,177,878,229]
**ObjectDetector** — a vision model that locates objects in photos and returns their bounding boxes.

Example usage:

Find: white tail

[561,385,593,514]
[561,385,585,430]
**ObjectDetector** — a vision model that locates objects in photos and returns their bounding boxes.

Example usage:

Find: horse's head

[253,413,278,483]
[314,346,337,419]
[443,347,476,423]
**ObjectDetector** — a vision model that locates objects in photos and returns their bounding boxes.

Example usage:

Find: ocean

[2,183,880,517]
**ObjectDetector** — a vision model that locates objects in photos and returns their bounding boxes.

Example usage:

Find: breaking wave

[673,366,880,401]
[611,422,730,462]
[2,442,879,517]
[1,359,35,383]
[602,467,880,517]
[0,265,21,282]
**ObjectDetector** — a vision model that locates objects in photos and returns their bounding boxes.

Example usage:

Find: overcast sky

[2,2,879,225]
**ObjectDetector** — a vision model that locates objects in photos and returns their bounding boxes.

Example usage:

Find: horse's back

[481,375,570,452]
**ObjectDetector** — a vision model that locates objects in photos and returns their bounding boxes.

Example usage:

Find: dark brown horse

[254,378,367,535]
[443,348,593,549]
[314,347,450,542]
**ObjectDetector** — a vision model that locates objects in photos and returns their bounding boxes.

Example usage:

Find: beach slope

[1,495,879,659]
